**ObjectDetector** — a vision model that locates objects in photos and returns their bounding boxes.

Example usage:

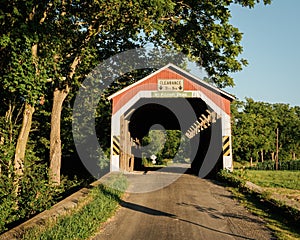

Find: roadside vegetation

[218,170,300,240]
[22,174,127,240]
[240,170,300,190]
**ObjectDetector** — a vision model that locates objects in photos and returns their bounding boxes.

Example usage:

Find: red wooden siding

[112,68,231,115]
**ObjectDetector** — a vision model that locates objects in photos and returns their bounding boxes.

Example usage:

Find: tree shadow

[120,200,176,217]
[177,202,264,224]
[177,202,223,219]
[120,200,258,240]
[142,165,191,175]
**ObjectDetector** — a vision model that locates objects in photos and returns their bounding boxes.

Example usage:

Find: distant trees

[141,130,190,165]
[232,98,300,164]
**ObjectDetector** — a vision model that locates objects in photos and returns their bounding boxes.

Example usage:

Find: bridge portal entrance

[108,64,234,177]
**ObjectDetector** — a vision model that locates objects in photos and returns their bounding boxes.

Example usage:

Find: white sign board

[158,79,184,91]
[150,155,157,164]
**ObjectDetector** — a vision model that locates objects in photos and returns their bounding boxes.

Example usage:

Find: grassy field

[241,170,300,190]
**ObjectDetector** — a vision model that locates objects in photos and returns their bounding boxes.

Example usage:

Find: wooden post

[125,120,130,171]
[119,115,125,171]
[121,118,132,172]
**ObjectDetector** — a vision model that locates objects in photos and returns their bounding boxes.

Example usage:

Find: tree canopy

[232,98,300,164]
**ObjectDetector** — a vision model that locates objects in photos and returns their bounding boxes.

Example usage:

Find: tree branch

[39,2,54,24]
[69,56,81,80]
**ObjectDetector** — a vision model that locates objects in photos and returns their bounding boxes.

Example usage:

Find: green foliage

[141,130,166,165]
[17,164,56,217]
[218,169,300,239]
[162,130,181,160]
[141,130,190,165]
[232,98,300,163]
[0,176,17,232]
[163,130,191,162]
[217,169,246,189]
[22,174,127,240]
[240,170,300,190]
[0,150,82,234]
[228,185,300,240]
[252,160,300,171]
[102,173,128,193]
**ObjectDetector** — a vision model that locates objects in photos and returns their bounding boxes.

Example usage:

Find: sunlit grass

[219,170,300,240]
[242,170,300,190]
[22,173,127,240]
[230,187,300,240]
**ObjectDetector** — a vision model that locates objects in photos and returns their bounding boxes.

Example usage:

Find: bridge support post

[119,115,134,172]
[221,113,233,171]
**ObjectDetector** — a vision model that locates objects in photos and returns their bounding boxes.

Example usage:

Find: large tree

[1,0,272,185]
[0,1,49,190]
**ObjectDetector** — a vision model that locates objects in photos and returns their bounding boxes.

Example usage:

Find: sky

[223,0,300,106]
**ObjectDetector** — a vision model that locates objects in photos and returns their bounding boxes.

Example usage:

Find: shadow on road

[120,200,257,240]
[120,200,176,217]
[177,202,265,224]
[140,163,192,175]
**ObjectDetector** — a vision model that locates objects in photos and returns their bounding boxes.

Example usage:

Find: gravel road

[92,172,274,240]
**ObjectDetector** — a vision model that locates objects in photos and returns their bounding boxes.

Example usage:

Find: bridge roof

[108,63,235,101]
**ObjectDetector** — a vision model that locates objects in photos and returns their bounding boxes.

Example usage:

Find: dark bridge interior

[126,98,223,178]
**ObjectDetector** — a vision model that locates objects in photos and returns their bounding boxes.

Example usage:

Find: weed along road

[93,172,273,240]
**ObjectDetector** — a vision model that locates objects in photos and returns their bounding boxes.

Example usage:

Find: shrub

[217,170,246,189]
[251,160,300,171]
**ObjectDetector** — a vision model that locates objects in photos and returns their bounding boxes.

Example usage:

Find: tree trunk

[271,152,275,161]
[49,87,69,185]
[276,128,279,170]
[250,157,253,167]
[0,133,3,175]
[14,103,35,190]
[261,150,264,163]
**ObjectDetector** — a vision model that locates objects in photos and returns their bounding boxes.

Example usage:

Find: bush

[217,170,246,189]
[0,156,83,234]
[251,160,300,171]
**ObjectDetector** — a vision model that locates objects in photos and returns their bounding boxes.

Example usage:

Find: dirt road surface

[92,172,274,240]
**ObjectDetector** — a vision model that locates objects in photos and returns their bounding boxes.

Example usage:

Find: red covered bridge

[108,64,234,177]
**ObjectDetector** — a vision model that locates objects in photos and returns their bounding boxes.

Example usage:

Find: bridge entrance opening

[124,98,222,176]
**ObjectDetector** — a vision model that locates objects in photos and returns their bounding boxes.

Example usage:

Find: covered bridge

[108,64,234,177]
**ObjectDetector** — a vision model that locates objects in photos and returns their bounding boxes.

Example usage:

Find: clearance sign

[158,79,184,91]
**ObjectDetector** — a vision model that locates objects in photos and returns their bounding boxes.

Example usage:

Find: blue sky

[223,1,300,106]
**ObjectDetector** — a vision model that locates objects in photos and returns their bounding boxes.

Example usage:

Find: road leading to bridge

[92,172,273,240]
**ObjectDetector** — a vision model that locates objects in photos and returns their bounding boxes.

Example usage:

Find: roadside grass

[241,170,300,190]
[218,170,300,240]
[233,160,252,169]
[230,187,300,240]
[237,169,300,205]
[22,173,128,240]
